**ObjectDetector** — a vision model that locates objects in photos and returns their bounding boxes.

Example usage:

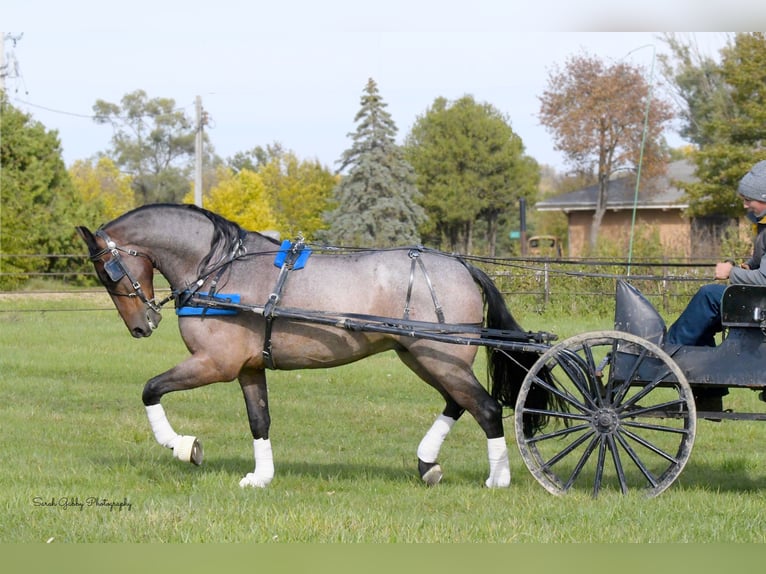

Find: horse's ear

[75,226,99,253]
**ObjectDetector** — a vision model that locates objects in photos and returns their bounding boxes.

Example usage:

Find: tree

[406,95,538,255]
[658,33,735,148]
[256,149,338,240]
[538,52,674,250]
[325,78,426,247]
[0,96,97,288]
[69,157,136,222]
[665,33,766,217]
[92,90,198,204]
[184,166,279,232]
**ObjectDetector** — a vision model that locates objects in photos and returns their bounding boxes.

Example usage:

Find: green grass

[2,294,766,542]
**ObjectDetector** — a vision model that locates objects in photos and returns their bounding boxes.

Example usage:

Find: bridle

[89,229,167,314]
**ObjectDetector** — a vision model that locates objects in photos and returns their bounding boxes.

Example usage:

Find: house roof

[535,160,696,213]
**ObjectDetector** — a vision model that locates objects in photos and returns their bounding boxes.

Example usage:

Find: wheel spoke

[620,398,688,420]
[606,434,629,494]
[614,430,660,487]
[611,347,651,404]
[580,341,602,406]
[622,419,691,435]
[527,422,592,444]
[619,427,682,464]
[554,352,600,410]
[592,437,608,496]
[528,371,591,413]
[563,434,601,492]
[542,427,595,470]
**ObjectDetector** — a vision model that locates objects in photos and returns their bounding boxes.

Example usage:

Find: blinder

[104,256,127,283]
[90,229,164,315]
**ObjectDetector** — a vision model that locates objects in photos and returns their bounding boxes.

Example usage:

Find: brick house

[535,160,735,259]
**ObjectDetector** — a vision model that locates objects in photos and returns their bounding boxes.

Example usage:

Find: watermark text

[32,496,133,512]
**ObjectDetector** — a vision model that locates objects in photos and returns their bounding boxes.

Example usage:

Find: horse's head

[76,225,163,338]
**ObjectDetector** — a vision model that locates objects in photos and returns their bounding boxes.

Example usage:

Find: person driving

[666,160,766,411]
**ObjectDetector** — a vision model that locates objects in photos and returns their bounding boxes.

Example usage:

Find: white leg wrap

[239,438,275,488]
[485,436,511,488]
[146,404,180,450]
[417,414,456,463]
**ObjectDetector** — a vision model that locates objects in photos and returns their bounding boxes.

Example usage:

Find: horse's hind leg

[417,400,463,486]
[237,368,275,488]
[398,344,510,488]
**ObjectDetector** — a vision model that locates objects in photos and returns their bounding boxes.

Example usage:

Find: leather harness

[262,245,445,369]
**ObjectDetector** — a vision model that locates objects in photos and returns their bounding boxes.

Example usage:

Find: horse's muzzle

[131,309,162,338]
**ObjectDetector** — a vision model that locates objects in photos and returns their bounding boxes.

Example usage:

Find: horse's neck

[127,217,216,290]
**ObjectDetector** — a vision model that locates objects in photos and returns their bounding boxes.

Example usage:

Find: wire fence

[0,253,716,316]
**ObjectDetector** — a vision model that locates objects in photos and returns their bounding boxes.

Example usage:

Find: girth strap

[404,248,445,323]
[262,237,308,369]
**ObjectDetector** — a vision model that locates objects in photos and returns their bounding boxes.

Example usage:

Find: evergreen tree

[325,78,426,247]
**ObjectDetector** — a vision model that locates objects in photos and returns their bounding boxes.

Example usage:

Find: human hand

[715,261,734,280]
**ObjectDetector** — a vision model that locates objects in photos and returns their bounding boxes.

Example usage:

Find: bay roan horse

[77,203,550,488]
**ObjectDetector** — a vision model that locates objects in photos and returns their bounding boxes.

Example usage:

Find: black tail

[464,262,553,434]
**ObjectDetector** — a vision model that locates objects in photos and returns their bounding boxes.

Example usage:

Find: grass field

[2,292,766,543]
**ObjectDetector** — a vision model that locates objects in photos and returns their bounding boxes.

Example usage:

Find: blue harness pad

[176,292,241,316]
[273,240,312,269]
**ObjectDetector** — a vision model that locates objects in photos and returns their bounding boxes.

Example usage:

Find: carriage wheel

[514,330,696,498]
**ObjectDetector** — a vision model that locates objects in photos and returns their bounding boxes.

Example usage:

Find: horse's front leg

[142,354,233,465]
[237,368,274,488]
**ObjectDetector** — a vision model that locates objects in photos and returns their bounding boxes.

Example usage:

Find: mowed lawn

[2,293,766,543]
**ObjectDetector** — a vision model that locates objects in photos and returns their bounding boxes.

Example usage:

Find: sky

[2,2,753,174]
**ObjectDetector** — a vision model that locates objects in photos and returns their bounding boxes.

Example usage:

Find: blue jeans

[666,284,726,347]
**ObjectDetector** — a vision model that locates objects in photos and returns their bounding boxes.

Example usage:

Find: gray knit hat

[738,160,766,201]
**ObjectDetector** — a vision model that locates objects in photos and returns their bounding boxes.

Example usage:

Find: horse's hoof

[418,459,443,486]
[239,472,272,488]
[174,435,203,465]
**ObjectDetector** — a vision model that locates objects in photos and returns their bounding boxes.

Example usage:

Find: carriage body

[615,279,766,394]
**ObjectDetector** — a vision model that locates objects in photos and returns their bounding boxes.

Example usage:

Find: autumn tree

[92,90,199,204]
[406,95,538,255]
[229,144,337,240]
[663,33,766,218]
[325,78,426,247]
[69,157,136,222]
[183,165,279,232]
[539,52,674,250]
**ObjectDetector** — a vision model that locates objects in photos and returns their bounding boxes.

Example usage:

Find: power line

[10,95,197,122]
[10,96,97,119]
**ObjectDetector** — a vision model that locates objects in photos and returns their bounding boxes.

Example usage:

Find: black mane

[106,203,280,278]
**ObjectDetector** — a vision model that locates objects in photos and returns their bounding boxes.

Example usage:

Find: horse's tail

[463,261,554,435]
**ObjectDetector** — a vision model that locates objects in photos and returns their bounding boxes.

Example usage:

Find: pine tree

[325,78,426,247]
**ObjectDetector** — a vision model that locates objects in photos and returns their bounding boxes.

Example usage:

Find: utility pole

[194,95,204,207]
[1,33,24,93]
[0,34,5,93]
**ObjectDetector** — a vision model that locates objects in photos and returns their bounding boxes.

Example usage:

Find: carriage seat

[721,284,766,328]
[614,280,666,346]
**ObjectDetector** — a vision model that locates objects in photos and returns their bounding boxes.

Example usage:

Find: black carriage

[513,279,766,497]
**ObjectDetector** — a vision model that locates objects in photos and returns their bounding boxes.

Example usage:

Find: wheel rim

[514,330,696,498]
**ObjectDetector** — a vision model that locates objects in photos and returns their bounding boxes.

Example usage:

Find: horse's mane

[108,203,280,278]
